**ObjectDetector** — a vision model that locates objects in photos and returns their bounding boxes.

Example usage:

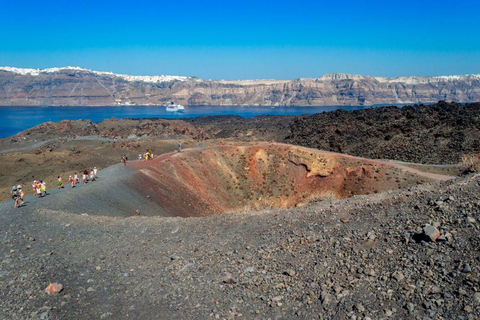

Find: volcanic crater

[131,143,435,217]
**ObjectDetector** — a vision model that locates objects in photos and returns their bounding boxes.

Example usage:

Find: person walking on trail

[82,171,87,183]
[35,181,42,198]
[18,185,25,206]
[74,172,79,184]
[32,180,37,195]
[121,155,127,166]
[40,180,47,196]
[10,186,20,208]
[178,141,182,153]
[89,170,95,181]
[144,150,150,161]
[69,175,74,188]
[57,176,64,189]
[93,167,98,178]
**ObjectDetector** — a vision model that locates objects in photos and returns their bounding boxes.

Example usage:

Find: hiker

[69,175,74,188]
[144,150,150,161]
[93,167,98,178]
[121,155,127,166]
[74,172,79,184]
[40,180,47,196]
[138,154,142,161]
[32,180,37,195]
[18,185,24,206]
[178,141,182,152]
[57,176,64,188]
[10,186,20,208]
[89,170,95,181]
[82,171,87,183]
[35,181,42,198]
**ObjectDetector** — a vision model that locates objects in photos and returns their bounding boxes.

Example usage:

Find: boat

[166,102,185,112]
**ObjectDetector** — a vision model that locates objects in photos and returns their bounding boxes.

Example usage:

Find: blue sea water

[0,105,389,138]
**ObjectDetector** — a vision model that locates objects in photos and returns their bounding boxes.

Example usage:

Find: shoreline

[0,101,451,108]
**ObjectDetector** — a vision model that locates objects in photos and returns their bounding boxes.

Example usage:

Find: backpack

[11,186,18,195]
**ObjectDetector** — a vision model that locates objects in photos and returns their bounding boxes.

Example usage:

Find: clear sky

[1,0,479,79]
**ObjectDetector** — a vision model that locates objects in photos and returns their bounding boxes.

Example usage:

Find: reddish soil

[130,143,444,217]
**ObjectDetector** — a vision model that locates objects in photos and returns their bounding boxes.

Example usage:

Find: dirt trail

[0,162,168,217]
[316,146,455,181]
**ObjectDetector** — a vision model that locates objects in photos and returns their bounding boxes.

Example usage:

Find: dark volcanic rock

[286,101,480,164]
[186,115,295,142]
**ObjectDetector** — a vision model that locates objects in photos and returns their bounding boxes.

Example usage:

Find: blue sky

[0,0,479,79]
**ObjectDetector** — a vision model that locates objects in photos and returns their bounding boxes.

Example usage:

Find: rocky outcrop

[285,101,480,164]
[10,118,208,141]
[1,67,479,106]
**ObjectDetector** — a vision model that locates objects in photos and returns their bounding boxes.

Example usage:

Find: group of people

[10,167,98,208]
[10,179,47,208]
[10,142,189,208]
[67,168,98,187]
[32,180,48,197]
[10,143,187,208]
[137,150,153,162]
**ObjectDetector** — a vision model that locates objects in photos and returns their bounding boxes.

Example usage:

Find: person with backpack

[10,186,20,208]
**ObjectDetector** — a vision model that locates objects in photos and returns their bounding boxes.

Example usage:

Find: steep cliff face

[0,67,479,106]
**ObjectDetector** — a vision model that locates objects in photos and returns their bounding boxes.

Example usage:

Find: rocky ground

[1,168,480,319]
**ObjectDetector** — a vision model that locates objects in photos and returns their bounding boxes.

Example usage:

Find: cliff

[1,67,479,106]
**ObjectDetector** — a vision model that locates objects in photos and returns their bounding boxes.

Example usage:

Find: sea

[0,105,391,138]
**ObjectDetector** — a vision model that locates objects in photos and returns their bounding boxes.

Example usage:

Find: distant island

[1,66,479,107]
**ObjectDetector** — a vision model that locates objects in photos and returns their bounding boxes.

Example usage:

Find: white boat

[166,102,185,112]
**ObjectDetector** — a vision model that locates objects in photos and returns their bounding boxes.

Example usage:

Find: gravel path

[1,162,169,217]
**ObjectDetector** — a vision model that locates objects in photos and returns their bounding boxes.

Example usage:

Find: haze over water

[0,105,380,138]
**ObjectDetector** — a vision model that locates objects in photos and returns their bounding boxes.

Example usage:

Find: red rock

[45,283,63,295]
